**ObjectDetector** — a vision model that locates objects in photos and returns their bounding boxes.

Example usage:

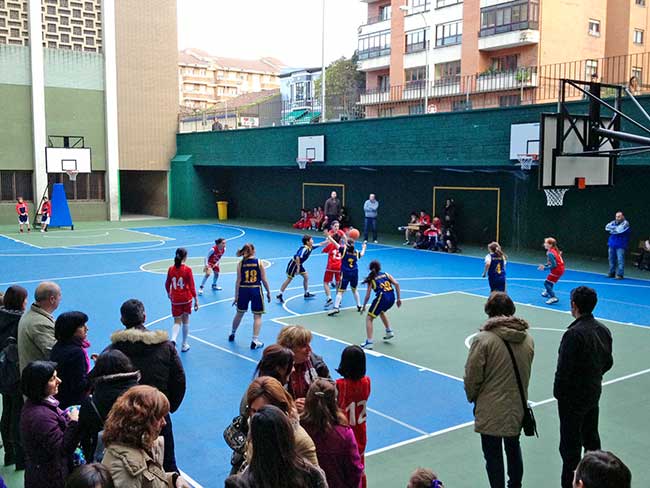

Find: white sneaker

[546,297,559,305]
[541,290,549,297]
[181,343,191,352]
[328,308,340,316]
[250,340,264,350]
[360,340,374,350]
[198,287,204,296]
[383,330,394,340]
[373,240,378,244]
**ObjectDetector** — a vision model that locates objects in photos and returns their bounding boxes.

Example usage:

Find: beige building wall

[115,0,178,171]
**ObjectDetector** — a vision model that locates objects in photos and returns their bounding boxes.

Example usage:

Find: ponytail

[488,241,507,260]
[174,248,187,268]
[236,243,255,259]
[545,237,561,254]
[363,260,381,285]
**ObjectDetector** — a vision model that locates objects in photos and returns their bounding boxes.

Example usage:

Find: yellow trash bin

[217,201,228,220]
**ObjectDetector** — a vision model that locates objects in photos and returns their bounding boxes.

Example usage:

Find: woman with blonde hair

[101,385,190,488]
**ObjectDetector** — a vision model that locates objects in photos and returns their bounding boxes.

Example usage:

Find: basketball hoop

[517,154,538,170]
[65,170,79,181]
[296,158,313,170]
[544,188,569,206]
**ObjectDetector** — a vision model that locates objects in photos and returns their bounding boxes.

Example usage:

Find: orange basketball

[348,228,360,240]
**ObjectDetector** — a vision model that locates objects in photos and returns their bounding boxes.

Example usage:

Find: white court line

[44,232,109,239]
[0,232,44,249]
[0,269,144,287]
[179,469,205,488]
[397,275,650,289]
[122,227,177,241]
[367,407,428,435]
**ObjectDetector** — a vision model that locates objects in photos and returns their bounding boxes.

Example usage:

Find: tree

[314,53,365,120]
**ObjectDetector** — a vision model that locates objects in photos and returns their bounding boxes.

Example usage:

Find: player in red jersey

[322,232,343,308]
[336,344,371,488]
[39,196,52,232]
[165,248,199,352]
[15,196,30,233]
[538,237,565,305]
[198,238,226,295]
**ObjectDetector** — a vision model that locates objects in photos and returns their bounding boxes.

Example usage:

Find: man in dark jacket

[554,286,613,488]
[106,299,186,473]
[324,191,341,229]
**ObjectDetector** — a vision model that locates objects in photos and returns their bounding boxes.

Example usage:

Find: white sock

[334,293,343,309]
[352,289,361,307]
[182,323,189,345]
[171,323,181,343]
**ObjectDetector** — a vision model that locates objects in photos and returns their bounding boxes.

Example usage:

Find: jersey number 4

[345,400,367,426]
[171,277,185,289]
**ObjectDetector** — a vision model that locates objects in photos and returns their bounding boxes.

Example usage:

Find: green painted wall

[0,84,34,169]
[0,201,106,225]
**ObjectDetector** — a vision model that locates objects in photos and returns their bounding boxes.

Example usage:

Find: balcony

[357,47,391,71]
[475,67,538,92]
[479,22,539,51]
[363,14,391,26]
[359,79,462,105]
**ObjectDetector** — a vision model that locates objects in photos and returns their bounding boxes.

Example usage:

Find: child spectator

[398,212,419,245]
[573,450,631,488]
[64,463,114,488]
[336,345,371,488]
[417,209,431,226]
[407,468,445,488]
[634,237,650,271]
[311,206,325,231]
[416,218,442,250]
[301,378,363,488]
[293,209,312,230]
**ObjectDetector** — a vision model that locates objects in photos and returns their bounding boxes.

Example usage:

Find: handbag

[223,415,248,454]
[502,339,538,437]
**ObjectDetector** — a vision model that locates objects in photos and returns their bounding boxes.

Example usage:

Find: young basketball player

[360,260,401,350]
[198,238,226,295]
[482,242,507,292]
[538,237,565,304]
[276,235,327,304]
[322,233,343,308]
[230,243,271,350]
[39,196,52,233]
[336,345,371,488]
[328,237,367,316]
[15,197,30,233]
[164,248,199,352]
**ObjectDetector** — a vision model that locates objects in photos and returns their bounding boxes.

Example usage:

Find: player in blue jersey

[482,241,507,292]
[276,235,327,303]
[360,260,401,350]
[328,236,367,316]
[230,243,271,350]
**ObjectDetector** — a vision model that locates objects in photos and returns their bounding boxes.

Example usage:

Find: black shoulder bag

[502,339,538,437]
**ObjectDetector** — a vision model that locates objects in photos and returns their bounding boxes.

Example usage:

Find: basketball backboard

[510,122,540,160]
[298,135,325,162]
[46,147,92,173]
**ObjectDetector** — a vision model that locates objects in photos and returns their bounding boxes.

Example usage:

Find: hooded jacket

[464,315,535,437]
[107,327,185,412]
[50,336,91,409]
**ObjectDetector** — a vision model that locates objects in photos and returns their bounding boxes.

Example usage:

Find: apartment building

[178,48,285,109]
[358,0,650,115]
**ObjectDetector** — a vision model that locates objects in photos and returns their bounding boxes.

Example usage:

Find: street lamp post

[400,5,429,113]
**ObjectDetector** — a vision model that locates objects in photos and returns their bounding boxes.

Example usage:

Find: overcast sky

[177,0,367,67]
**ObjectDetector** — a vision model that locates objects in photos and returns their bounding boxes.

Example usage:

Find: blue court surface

[2,222,649,487]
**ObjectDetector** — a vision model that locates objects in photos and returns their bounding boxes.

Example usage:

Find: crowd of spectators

[0,280,633,488]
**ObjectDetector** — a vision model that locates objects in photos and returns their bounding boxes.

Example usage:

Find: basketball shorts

[324,270,341,284]
[286,261,306,278]
[208,261,221,273]
[171,302,192,318]
[368,292,395,318]
[339,273,358,291]
[488,276,506,292]
[546,269,564,283]
[18,214,28,224]
[237,286,265,314]
[41,214,50,225]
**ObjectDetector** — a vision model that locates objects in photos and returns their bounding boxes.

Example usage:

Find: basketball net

[544,188,569,206]
[296,158,313,170]
[65,170,79,182]
[517,154,537,170]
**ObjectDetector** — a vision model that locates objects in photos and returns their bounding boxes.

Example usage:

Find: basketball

[349,228,360,240]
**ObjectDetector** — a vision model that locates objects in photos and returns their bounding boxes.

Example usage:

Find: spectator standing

[464,293,534,488]
[101,385,190,488]
[301,378,364,488]
[50,311,92,409]
[225,405,327,488]
[573,450,631,488]
[0,285,28,469]
[363,194,379,243]
[77,350,140,463]
[18,281,61,372]
[634,236,650,270]
[324,191,341,229]
[64,463,115,488]
[605,211,631,279]
[20,361,79,488]
[554,286,613,488]
[107,299,186,473]
[443,198,456,227]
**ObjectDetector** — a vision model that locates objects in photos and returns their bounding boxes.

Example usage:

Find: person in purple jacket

[301,378,364,488]
[19,360,79,488]
[605,211,631,279]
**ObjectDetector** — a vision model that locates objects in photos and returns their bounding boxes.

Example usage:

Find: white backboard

[46,147,92,173]
[510,122,540,160]
[298,135,325,162]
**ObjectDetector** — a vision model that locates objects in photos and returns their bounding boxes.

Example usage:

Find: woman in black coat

[77,349,140,462]
[49,311,92,409]
[0,285,28,469]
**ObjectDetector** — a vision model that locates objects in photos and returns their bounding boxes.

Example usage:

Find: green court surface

[141,257,271,275]
[275,291,650,488]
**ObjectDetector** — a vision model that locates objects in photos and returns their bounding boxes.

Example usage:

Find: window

[636,0,646,6]
[378,107,393,117]
[379,5,391,21]
[452,99,471,111]
[47,23,56,33]
[499,95,521,107]
[436,20,462,46]
[378,74,390,91]
[405,28,429,53]
[185,84,194,92]
[436,0,462,7]
[0,171,33,201]
[46,5,56,14]
[408,0,430,14]
[490,54,519,72]
[480,0,539,37]
[634,29,644,44]
[47,172,105,201]
[585,59,598,79]
[358,30,391,59]
[588,19,600,36]
[632,67,643,83]
[435,60,461,83]
[409,104,425,115]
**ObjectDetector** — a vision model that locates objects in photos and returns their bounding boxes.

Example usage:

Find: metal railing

[363,14,391,26]
[479,20,539,38]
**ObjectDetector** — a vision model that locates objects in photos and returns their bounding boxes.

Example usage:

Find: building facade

[358,0,650,115]
[0,0,178,223]
[279,67,323,125]
[178,48,284,110]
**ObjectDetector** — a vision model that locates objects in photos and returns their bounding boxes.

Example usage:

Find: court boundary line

[179,469,204,488]
[0,232,44,249]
